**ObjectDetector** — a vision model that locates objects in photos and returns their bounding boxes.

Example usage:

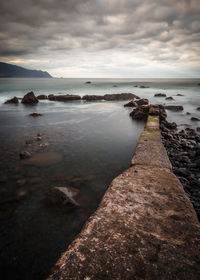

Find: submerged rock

[24,151,62,167]
[196,107,200,111]
[164,105,184,111]
[154,93,166,97]
[4,96,19,104]
[49,186,85,207]
[165,96,174,100]
[29,113,43,117]
[82,95,104,101]
[48,94,81,101]
[85,81,91,84]
[21,91,38,104]
[19,151,32,159]
[176,93,184,96]
[191,117,200,121]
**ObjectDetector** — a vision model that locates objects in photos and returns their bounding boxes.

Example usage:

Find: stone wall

[47,115,200,280]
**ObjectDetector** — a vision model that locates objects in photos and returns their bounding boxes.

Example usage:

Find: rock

[29,113,43,117]
[139,85,149,88]
[197,127,200,132]
[154,93,166,97]
[135,98,149,106]
[130,105,149,120]
[82,95,104,101]
[191,117,200,121]
[4,96,19,104]
[0,175,7,183]
[26,140,33,145]
[124,100,137,107]
[21,91,38,104]
[104,93,139,101]
[165,96,174,100]
[19,151,31,159]
[176,94,184,96]
[149,105,159,115]
[49,186,83,207]
[196,107,200,111]
[24,151,62,167]
[186,112,191,115]
[113,85,118,87]
[85,81,91,84]
[48,94,81,101]
[134,85,138,87]
[164,105,184,111]
[36,136,42,141]
[37,94,48,100]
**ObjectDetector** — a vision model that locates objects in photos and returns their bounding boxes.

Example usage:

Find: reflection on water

[0,100,144,280]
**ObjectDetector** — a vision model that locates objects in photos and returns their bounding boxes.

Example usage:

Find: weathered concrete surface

[131,115,172,169]
[47,115,200,280]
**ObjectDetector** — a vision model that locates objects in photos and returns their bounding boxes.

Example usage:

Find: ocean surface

[0,78,199,280]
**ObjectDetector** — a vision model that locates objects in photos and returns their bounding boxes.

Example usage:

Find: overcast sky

[0,0,199,78]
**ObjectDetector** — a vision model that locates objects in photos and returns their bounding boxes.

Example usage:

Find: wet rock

[19,151,31,159]
[48,94,81,101]
[134,85,138,87]
[149,105,159,116]
[130,105,149,120]
[164,105,184,111]
[37,94,48,100]
[165,96,174,100]
[113,85,118,87]
[82,95,104,101]
[104,93,139,101]
[24,151,62,167]
[49,186,82,207]
[154,93,166,97]
[21,91,39,104]
[191,117,200,121]
[139,85,149,88]
[124,100,137,107]
[135,98,149,106]
[29,113,43,117]
[176,94,184,96]
[196,107,200,111]
[186,112,191,115]
[4,96,19,104]
[85,81,91,84]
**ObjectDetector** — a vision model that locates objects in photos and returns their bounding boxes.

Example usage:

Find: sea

[0,78,199,280]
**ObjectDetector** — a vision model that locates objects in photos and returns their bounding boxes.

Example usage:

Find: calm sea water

[0,78,199,280]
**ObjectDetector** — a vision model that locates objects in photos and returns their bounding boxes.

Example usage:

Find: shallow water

[0,78,199,280]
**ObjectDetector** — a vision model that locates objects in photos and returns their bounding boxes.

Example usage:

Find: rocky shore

[125,98,200,220]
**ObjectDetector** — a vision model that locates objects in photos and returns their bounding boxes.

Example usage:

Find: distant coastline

[0,62,52,78]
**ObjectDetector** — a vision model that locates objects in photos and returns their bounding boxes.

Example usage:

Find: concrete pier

[48,115,200,280]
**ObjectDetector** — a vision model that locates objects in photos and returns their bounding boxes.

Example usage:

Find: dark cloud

[0,0,199,77]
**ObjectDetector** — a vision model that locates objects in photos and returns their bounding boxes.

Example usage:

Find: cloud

[0,0,199,77]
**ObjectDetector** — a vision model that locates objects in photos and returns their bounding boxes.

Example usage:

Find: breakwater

[48,114,200,280]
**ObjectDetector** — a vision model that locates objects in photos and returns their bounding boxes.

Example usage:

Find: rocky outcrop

[104,93,139,101]
[124,100,137,107]
[37,94,48,100]
[21,91,38,104]
[4,96,19,104]
[29,113,43,117]
[130,105,149,120]
[135,98,149,106]
[154,93,166,97]
[164,105,184,111]
[48,94,81,101]
[82,95,104,101]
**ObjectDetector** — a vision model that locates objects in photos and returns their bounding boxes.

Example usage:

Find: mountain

[0,62,52,78]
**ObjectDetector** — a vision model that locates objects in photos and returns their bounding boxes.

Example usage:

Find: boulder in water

[164,105,184,111]
[29,113,43,117]
[37,95,48,100]
[154,93,166,97]
[82,95,104,101]
[4,96,19,104]
[21,91,38,104]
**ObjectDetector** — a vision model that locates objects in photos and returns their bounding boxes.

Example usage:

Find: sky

[0,0,200,78]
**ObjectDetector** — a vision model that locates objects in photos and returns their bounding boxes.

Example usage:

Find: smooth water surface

[0,78,199,280]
